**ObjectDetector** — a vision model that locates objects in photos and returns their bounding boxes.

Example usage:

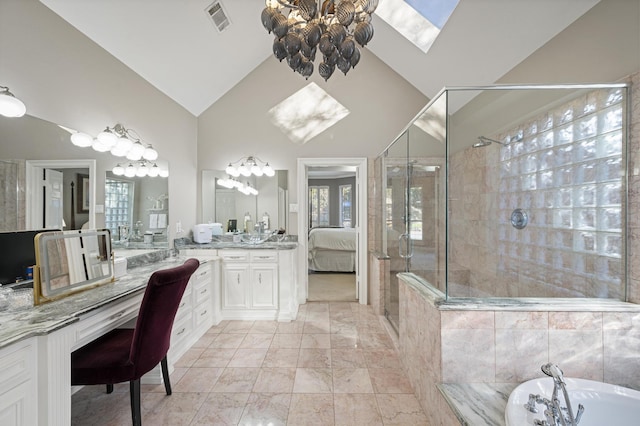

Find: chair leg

[129,379,141,426]
[160,355,172,395]
[106,384,114,394]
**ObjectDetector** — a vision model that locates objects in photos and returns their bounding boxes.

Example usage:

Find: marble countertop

[438,382,516,426]
[0,256,200,350]
[176,241,298,251]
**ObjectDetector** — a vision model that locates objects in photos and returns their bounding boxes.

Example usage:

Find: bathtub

[505,377,640,425]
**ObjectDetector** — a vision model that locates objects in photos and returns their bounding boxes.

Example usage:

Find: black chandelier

[261,0,378,81]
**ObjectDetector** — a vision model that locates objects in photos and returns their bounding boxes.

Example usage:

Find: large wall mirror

[201,170,288,233]
[105,171,169,249]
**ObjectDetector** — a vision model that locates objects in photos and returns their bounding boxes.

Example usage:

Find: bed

[308,227,356,272]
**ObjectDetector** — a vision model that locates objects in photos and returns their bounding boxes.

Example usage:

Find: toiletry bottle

[262,212,270,230]
[244,212,252,234]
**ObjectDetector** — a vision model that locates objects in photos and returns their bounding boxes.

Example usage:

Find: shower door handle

[398,233,412,259]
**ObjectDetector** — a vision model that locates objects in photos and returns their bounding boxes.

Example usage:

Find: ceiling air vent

[205,1,230,33]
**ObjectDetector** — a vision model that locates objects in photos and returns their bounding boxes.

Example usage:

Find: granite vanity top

[175,239,298,251]
[0,256,204,350]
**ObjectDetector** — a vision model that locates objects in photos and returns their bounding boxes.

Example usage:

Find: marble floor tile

[71,302,431,425]
[332,368,374,393]
[293,367,334,393]
[238,393,291,426]
[190,392,250,425]
[333,393,383,426]
[287,393,335,426]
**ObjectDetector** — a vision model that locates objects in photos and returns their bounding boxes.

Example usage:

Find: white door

[44,169,64,229]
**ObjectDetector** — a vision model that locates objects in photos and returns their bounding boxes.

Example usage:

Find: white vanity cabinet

[220,250,279,319]
[168,260,217,364]
[0,338,37,426]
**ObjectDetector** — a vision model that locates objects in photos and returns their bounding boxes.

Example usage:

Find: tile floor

[71,302,429,425]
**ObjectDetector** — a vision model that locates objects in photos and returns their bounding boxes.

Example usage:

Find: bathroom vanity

[177,239,299,322]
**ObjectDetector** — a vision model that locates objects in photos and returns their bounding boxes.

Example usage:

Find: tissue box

[114,257,127,278]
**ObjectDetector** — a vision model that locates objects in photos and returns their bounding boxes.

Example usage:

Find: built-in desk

[0,256,217,426]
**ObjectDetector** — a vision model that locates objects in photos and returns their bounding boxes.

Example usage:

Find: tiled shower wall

[0,159,26,232]
[449,85,629,300]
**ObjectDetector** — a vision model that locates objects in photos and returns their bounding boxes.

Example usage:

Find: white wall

[197,50,430,234]
[0,0,198,241]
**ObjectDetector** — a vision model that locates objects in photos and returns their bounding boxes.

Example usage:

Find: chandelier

[112,161,168,178]
[0,85,26,118]
[225,156,275,178]
[261,0,378,81]
[70,123,158,162]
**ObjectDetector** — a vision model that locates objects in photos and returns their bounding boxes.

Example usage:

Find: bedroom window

[339,184,352,227]
[105,178,134,238]
[309,185,329,228]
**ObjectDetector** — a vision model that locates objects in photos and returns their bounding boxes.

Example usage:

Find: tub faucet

[531,363,584,426]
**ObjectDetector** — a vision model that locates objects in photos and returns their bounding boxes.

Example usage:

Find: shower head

[472,136,506,148]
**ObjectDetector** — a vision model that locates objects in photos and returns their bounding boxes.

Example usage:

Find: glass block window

[339,184,352,227]
[309,186,329,228]
[105,178,134,239]
[496,87,625,296]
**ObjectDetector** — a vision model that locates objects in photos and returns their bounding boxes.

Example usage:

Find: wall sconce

[0,85,26,118]
[225,156,275,178]
[71,123,158,162]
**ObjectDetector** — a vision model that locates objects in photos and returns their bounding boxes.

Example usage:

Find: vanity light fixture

[225,156,275,178]
[216,176,259,196]
[112,160,168,178]
[70,123,158,162]
[0,85,27,118]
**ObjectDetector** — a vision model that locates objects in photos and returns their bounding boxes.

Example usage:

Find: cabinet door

[250,264,277,309]
[222,263,249,309]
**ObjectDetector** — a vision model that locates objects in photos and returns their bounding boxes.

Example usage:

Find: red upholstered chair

[71,258,200,426]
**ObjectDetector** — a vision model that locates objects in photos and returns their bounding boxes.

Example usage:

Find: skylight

[376,0,459,53]
[267,83,350,145]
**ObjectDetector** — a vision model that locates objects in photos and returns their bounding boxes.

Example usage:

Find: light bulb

[238,163,251,177]
[124,163,136,178]
[159,168,169,178]
[129,141,145,157]
[112,164,125,175]
[126,149,143,161]
[97,129,118,148]
[225,163,238,177]
[263,163,275,177]
[0,89,26,117]
[70,132,94,147]
[115,136,133,151]
[92,139,111,152]
[251,164,263,176]
[136,164,148,177]
[143,144,158,161]
[147,163,160,177]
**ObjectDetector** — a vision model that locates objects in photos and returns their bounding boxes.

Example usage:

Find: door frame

[297,157,368,305]
[26,159,97,230]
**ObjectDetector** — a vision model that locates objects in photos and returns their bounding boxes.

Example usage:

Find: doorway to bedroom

[297,158,368,304]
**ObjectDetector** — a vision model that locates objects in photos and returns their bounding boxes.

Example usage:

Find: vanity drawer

[74,293,143,348]
[194,279,211,305]
[191,264,212,285]
[250,251,278,263]
[171,314,192,346]
[220,251,249,262]
[194,300,212,328]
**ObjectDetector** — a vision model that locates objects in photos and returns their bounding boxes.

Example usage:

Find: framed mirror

[34,229,113,305]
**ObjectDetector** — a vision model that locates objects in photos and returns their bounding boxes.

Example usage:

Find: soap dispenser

[262,212,270,230]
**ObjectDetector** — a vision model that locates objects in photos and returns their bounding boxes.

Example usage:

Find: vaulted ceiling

[39,0,600,117]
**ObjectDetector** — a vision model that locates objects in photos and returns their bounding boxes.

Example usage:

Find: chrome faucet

[524,363,584,426]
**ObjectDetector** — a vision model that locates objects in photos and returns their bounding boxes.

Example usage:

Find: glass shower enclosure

[379,84,629,332]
